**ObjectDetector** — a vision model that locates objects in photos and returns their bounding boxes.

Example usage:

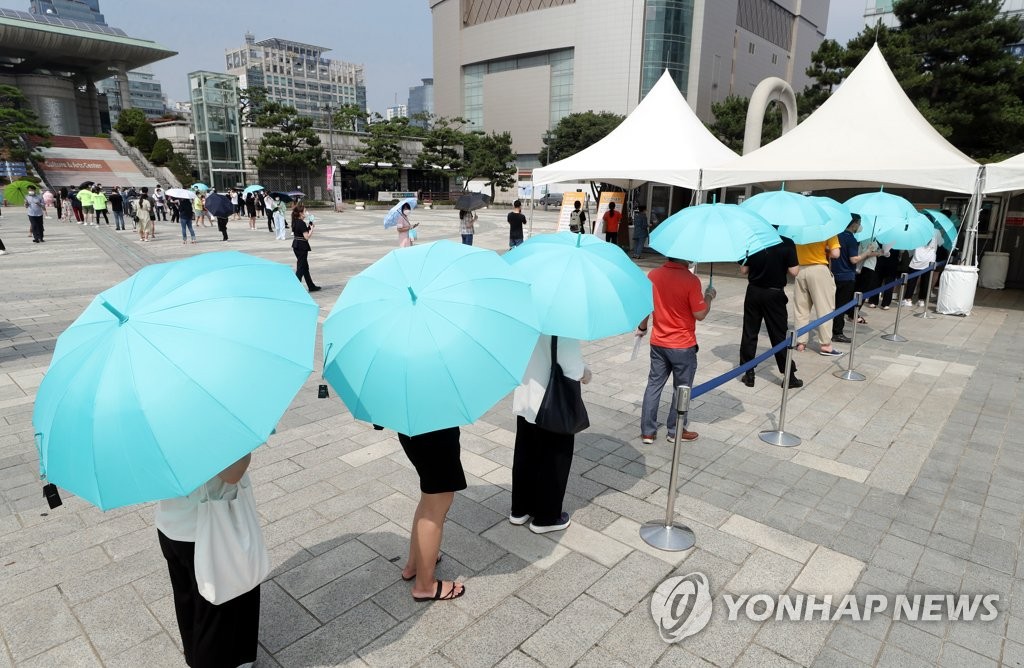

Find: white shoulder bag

[194,473,271,605]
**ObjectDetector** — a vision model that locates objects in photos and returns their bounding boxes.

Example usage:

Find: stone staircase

[108,129,181,189]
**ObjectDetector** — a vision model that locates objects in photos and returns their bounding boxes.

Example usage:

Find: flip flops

[413,579,465,603]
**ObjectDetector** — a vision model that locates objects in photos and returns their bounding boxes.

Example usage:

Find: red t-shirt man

[601,203,622,243]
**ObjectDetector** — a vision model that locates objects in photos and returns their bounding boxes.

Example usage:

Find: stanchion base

[880,333,908,342]
[759,430,801,447]
[913,312,935,319]
[834,369,867,381]
[640,521,696,551]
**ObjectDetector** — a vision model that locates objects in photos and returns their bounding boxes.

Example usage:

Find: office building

[225,33,366,118]
[430,0,830,165]
[864,0,1024,57]
[386,104,408,120]
[408,77,434,123]
[29,0,104,25]
[99,69,166,124]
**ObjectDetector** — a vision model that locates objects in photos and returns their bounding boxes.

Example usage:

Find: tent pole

[528,183,535,239]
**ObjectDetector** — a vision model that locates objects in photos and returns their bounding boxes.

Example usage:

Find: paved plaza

[0,206,1021,667]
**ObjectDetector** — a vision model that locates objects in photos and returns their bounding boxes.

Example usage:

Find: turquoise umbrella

[383,197,417,230]
[740,189,830,227]
[649,203,782,263]
[243,184,265,195]
[844,189,918,221]
[857,212,935,250]
[322,240,540,436]
[922,209,958,249]
[774,197,852,244]
[32,252,318,510]
[191,182,210,192]
[505,232,653,340]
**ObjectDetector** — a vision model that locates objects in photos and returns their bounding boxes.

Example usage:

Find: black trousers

[740,284,794,375]
[156,206,167,221]
[158,531,260,668]
[96,209,109,225]
[857,267,879,303]
[29,215,44,241]
[511,416,574,525]
[871,255,900,306]
[833,279,856,336]
[293,244,315,287]
[217,217,229,240]
[267,211,274,232]
[906,270,933,302]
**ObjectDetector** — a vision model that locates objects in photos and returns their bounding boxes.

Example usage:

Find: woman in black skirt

[291,204,320,292]
[155,455,260,667]
[397,427,467,602]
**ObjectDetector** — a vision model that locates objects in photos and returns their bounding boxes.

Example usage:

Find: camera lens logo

[650,572,713,643]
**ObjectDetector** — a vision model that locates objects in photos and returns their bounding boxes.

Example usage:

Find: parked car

[538,193,563,206]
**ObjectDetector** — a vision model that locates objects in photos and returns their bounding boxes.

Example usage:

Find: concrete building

[99,69,166,125]
[225,33,366,118]
[864,0,1024,57]
[429,0,830,166]
[408,77,434,123]
[29,0,105,25]
[385,104,408,120]
[0,6,175,136]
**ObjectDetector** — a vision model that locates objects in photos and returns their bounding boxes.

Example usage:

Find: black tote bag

[534,336,590,435]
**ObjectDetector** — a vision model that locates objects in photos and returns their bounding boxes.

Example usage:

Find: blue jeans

[632,232,647,258]
[113,211,125,229]
[641,344,698,437]
[180,219,195,241]
[461,234,473,245]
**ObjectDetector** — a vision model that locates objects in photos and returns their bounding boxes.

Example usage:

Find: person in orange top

[636,257,716,443]
[602,202,622,244]
[794,236,844,356]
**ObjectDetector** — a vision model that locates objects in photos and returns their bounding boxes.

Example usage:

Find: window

[748,42,755,54]
[771,53,778,64]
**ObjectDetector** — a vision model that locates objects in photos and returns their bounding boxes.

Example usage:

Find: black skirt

[397,427,467,494]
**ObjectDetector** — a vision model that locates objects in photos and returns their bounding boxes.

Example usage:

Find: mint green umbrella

[649,203,781,262]
[32,252,318,510]
[322,240,539,436]
[922,209,958,249]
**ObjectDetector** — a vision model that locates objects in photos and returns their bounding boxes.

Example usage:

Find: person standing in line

[263,192,275,232]
[738,233,802,388]
[830,215,877,343]
[857,237,885,309]
[510,335,591,534]
[903,228,943,307]
[458,209,476,245]
[77,185,94,225]
[631,205,649,259]
[153,186,167,222]
[245,192,257,230]
[156,454,261,667]
[395,201,417,247]
[177,197,196,244]
[637,257,716,443]
[25,184,45,243]
[602,201,621,244]
[137,187,153,242]
[507,200,526,249]
[870,244,900,310]
[794,235,844,356]
[109,187,125,230]
[290,203,320,292]
[92,187,109,225]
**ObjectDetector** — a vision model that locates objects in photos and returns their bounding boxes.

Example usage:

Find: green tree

[252,101,327,182]
[467,131,517,200]
[167,152,195,186]
[149,138,173,165]
[351,113,406,190]
[0,84,51,163]
[707,95,783,153]
[332,104,370,133]
[414,115,470,186]
[133,121,157,154]
[114,107,147,137]
[237,86,269,126]
[539,111,625,165]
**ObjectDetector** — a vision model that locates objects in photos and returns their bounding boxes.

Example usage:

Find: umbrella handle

[100,300,129,325]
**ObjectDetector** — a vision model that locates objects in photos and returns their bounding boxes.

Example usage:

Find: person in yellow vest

[77,186,94,225]
[92,187,109,225]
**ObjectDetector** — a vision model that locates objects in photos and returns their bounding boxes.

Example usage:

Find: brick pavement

[0,207,1021,667]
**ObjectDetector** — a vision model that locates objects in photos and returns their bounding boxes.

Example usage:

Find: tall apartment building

[430,0,829,165]
[225,33,366,119]
[29,0,105,24]
[864,0,1024,56]
[408,77,435,119]
[99,69,166,124]
[386,104,408,120]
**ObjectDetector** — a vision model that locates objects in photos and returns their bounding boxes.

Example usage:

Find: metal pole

[640,386,696,552]
[914,262,937,319]
[835,291,867,381]
[759,330,801,447]
[881,273,910,342]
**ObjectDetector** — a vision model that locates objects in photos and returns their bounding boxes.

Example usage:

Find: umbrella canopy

[773,197,852,245]
[3,180,37,206]
[383,197,417,230]
[166,188,195,200]
[505,232,653,340]
[191,183,210,192]
[204,193,234,218]
[269,191,294,203]
[740,190,830,228]
[32,251,318,510]
[455,192,492,212]
[844,190,918,221]
[243,185,265,195]
[922,209,958,249]
[322,240,540,436]
[649,203,782,262]
[79,180,95,189]
[856,212,935,250]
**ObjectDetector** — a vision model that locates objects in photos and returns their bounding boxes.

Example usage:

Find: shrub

[149,138,173,165]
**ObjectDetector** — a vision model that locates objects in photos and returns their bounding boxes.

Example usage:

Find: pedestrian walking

[57,187,67,220]
[177,197,196,244]
[245,192,257,230]
[458,209,476,245]
[154,186,167,221]
[110,187,125,230]
[631,205,649,259]
[507,200,526,249]
[25,184,45,243]
[42,188,54,219]
[137,187,153,241]
[291,204,320,292]
[216,215,229,242]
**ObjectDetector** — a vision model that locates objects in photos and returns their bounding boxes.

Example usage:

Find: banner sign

[593,191,627,236]
[557,191,588,233]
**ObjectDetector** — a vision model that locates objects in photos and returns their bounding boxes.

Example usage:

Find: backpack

[569,209,582,232]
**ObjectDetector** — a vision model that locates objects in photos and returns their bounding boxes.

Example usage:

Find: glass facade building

[99,70,165,124]
[189,71,244,190]
[640,0,694,99]
[29,0,105,25]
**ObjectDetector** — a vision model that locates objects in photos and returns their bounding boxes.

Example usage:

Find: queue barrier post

[640,385,696,552]
[881,273,910,343]
[835,291,867,382]
[913,262,937,320]
[759,330,801,448]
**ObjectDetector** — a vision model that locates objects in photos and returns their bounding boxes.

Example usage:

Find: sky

[2,0,868,114]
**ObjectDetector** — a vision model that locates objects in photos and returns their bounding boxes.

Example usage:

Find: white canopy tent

[702,44,981,194]
[984,153,1024,193]
[531,71,738,190]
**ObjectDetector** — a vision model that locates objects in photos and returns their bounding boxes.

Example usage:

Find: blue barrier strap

[797,298,858,338]
[692,338,790,399]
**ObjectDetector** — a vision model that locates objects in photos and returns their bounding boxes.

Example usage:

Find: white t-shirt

[155,473,247,542]
[910,230,943,270]
[513,335,588,424]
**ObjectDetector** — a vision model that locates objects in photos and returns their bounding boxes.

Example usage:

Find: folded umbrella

[32,251,318,510]
[204,193,234,218]
[383,197,417,229]
[322,240,540,436]
[505,232,652,340]
[455,192,491,212]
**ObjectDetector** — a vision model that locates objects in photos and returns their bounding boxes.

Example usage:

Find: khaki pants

[794,264,836,346]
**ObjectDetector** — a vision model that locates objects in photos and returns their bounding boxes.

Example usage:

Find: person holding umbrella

[396,201,417,247]
[458,208,476,245]
[245,192,257,230]
[177,196,196,244]
[290,203,320,292]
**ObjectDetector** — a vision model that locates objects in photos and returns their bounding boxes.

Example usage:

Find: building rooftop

[252,37,331,53]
